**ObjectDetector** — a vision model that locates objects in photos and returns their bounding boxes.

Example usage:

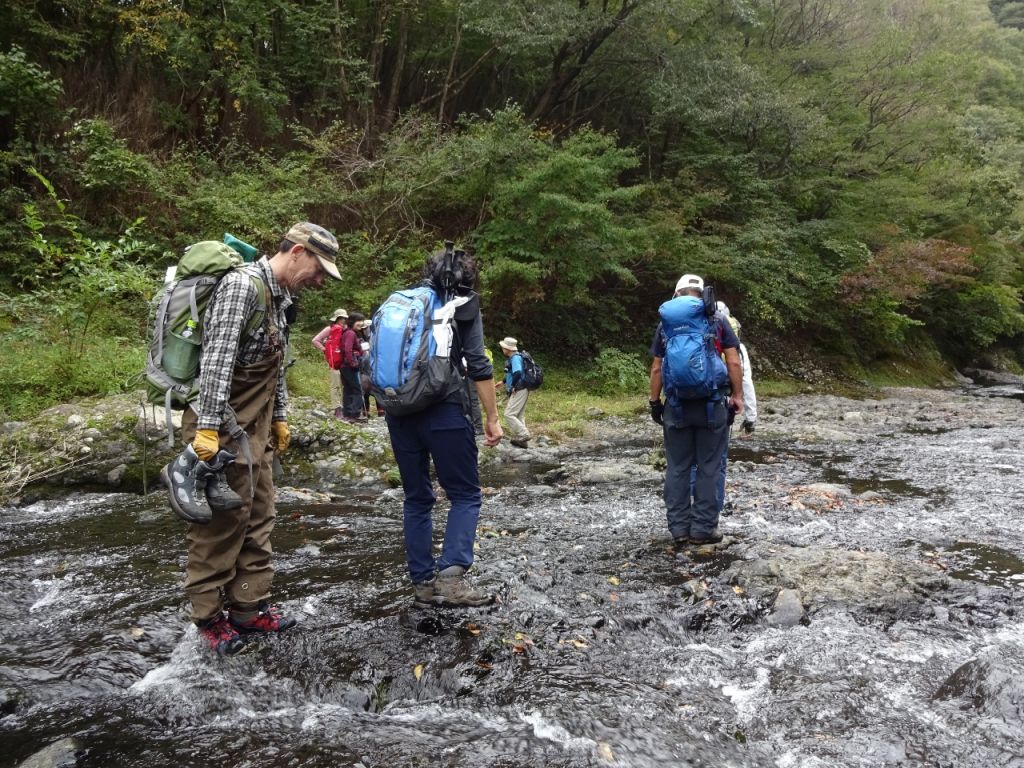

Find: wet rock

[0,687,18,716]
[963,368,1024,387]
[578,463,634,484]
[933,648,1024,724]
[0,421,26,434]
[524,484,559,496]
[682,579,708,601]
[796,426,859,442]
[107,464,128,486]
[804,482,852,497]
[726,545,948,616]
[767,588,805,627]
[15,738,80,768]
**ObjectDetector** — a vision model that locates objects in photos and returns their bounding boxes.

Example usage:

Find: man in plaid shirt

[179,222,341,655]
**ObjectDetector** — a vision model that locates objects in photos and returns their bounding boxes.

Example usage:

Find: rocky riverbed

[1,383,1022,767]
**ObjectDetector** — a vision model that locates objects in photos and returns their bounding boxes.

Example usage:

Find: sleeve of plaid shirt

[274,345,288,422]
[195,272,261,431]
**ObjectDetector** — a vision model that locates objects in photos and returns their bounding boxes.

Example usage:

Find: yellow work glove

[192,429,220,462]
[271,420,290,454]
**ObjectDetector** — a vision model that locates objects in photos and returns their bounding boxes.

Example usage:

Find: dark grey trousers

[663,398,730,539]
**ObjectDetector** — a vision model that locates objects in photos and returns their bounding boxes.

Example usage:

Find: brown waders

[181,352,282,622]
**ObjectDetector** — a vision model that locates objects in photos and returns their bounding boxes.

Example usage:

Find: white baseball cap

[675,273,704,293]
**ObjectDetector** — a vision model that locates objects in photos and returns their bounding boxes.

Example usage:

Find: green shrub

[583,347,650,395]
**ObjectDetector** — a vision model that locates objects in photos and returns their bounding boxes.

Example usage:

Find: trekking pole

[140,395,148,495]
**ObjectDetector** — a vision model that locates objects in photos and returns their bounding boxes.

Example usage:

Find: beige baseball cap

[286,222,341,280]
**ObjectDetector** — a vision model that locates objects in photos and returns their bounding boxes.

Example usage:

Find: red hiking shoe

[229,603,297,635]
[196,614,245,656]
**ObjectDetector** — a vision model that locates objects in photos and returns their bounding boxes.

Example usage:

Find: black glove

[649,399,664,425]
[741,420,755,434]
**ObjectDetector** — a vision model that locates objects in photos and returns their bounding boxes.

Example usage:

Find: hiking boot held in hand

[197,614,245,656]
[229,602,297,634]
[161,444,213,524]
[199,449,243,512]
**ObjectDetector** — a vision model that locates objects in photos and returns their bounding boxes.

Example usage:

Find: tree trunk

[383,1,412,131]
[437,4,462,125]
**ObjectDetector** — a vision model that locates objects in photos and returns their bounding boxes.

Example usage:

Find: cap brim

[316,254,342,280]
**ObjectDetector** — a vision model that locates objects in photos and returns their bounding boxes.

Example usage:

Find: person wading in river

[649,273,743,546]
[375,246,503,607]
[173,222,342,655]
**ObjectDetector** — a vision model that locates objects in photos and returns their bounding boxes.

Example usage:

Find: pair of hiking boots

[161,445,241,524]
[198,602,296,656]
[413,566,495,608]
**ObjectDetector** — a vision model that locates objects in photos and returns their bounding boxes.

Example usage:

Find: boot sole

[160,465,212,525]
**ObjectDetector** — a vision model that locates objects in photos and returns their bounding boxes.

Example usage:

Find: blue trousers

[689,429,729,513]
[663,399,729,540]
[385,401,481,584]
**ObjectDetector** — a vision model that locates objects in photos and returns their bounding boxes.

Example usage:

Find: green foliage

[2,0,1024,426]
[474,126,647,349]
[583,348,650,396]
[0,333,145,421]
[0,46,64,131]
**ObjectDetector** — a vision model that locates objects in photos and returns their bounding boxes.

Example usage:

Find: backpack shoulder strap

[242,271,269,338]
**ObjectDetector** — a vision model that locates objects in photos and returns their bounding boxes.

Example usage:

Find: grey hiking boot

[413,579,438,607]
[199,449,243,512]
[160,444,213,524]
[415,566,494,608]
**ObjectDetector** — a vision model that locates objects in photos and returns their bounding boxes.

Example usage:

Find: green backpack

[145,239,267,446]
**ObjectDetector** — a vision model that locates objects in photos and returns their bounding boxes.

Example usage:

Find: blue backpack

[368,285,464,416]
[658,295,728,403]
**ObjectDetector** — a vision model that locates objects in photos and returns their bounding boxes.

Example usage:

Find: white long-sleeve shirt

[739,342,757,424]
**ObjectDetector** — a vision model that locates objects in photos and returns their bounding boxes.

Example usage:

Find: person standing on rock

[312,308,347,418]
[649,274,743,546]
[377,246,503,608]
[168,222,343,655]
[496,337,531,448]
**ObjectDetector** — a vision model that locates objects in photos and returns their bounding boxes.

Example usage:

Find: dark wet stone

[934,651,1024,724]
[0,688,17,716]
[15,738,80,768]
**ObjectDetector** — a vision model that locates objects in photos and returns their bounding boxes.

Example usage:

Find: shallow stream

[1,387,1022,767]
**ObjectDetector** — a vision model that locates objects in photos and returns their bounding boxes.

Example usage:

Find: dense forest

[1,0,1023,417]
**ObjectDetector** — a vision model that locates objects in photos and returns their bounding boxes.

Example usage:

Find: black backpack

[520,350,543,390]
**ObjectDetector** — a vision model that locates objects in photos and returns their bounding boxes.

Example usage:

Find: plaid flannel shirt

[195,257,292,430]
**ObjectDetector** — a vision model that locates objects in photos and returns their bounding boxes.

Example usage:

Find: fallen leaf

[732,585,745,595]
[597,742,615,762]
[466,623,481,636]
[572,638,589,649]
[413,663,424,681]
[609,592,620,602]
[512,643,527,654]
[129,627,145,639]
[607,575,620,586]
[476,660,494,670]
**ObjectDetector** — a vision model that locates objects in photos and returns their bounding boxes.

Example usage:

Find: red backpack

[325,324,344,369]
